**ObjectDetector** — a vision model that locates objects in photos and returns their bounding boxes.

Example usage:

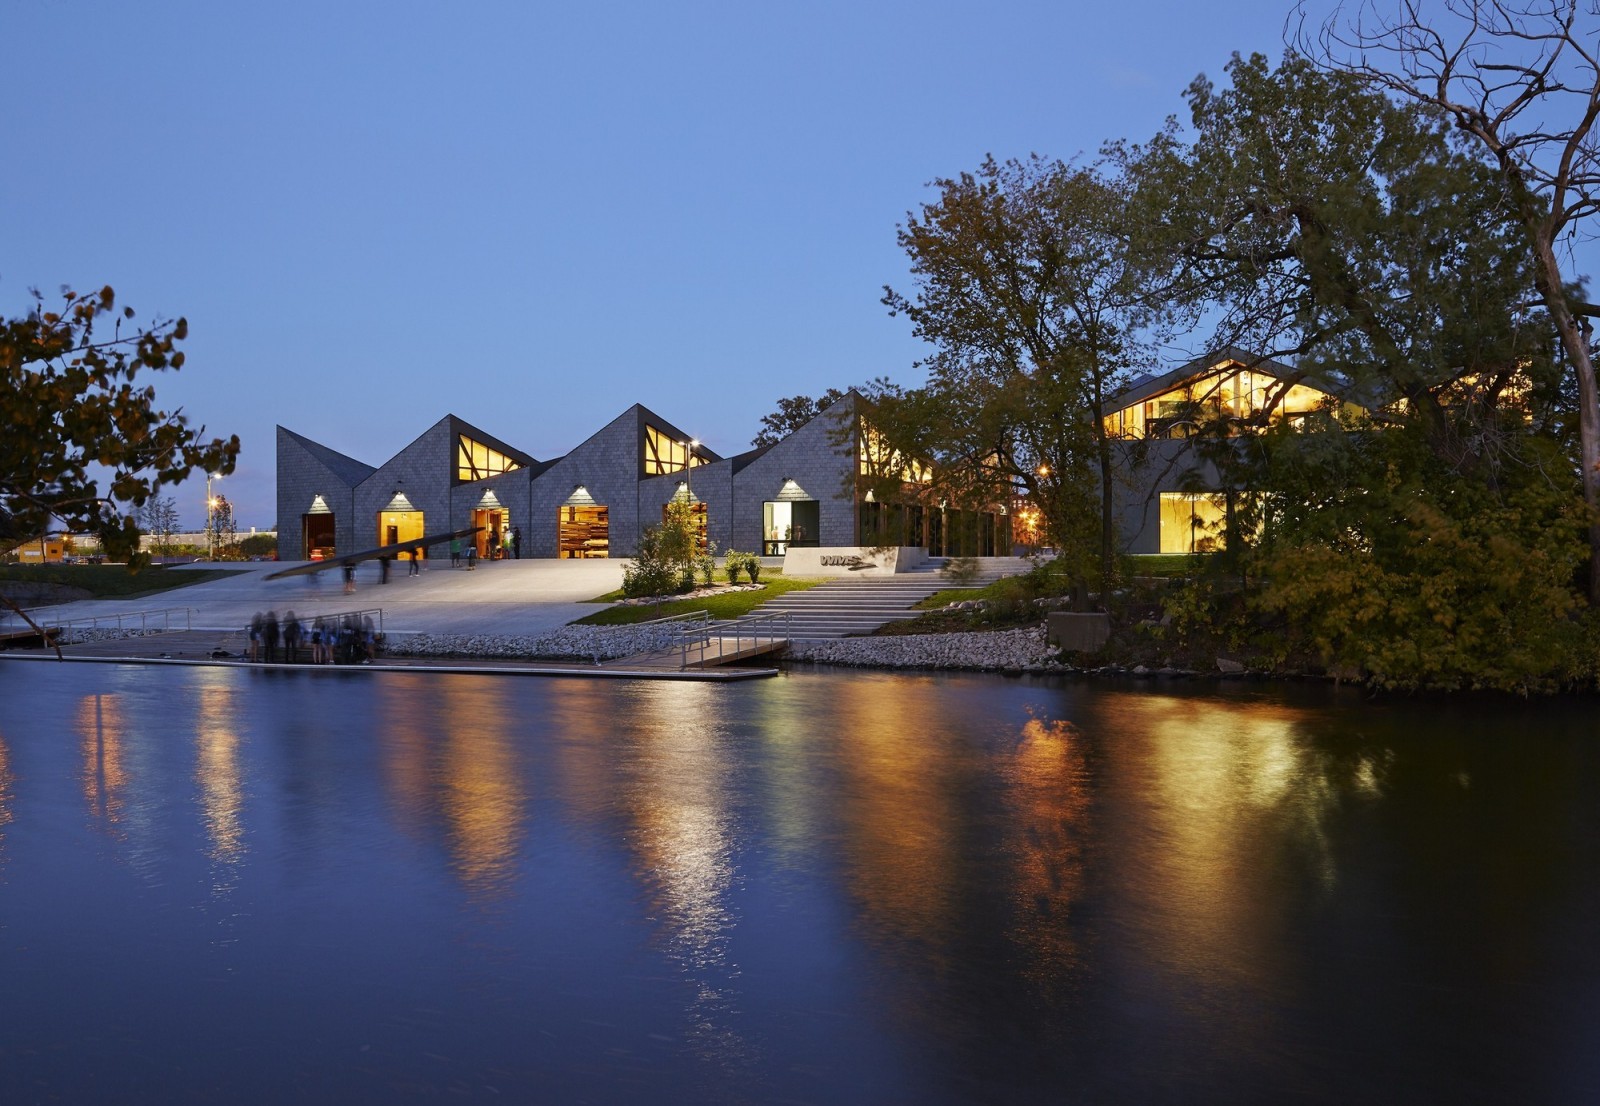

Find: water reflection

[194,671,246,895]
[0,728,13,863]
[78,692,130,831]
[830,675,960,956]
[378,675,527,901]
[1001,714,1092,989]
[5,666,1597,1104]
[617,682,755,1084]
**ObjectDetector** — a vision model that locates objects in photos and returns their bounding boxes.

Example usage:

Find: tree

[207,494,238,560]
[140,495,180,559]
[238,532,277,559]
[1309,0,1600,601]
[752,390,848,447]
[880,154,1173,596]
[1,285,238,566]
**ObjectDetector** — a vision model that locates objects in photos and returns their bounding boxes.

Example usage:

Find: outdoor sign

[781,546,929,577]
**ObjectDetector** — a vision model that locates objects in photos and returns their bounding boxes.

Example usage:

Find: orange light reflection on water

[378,675,527,903]
[77,692,129,831]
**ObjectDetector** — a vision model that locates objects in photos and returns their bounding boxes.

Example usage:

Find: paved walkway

[0,560,790,680]
[11,558,632,639]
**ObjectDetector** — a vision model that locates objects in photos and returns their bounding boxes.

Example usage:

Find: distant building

[276,394,1010,562]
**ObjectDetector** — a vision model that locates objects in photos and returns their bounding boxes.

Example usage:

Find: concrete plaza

[32,558,632,640]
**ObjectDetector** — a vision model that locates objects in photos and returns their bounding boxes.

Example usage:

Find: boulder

[1046,611,1110,654]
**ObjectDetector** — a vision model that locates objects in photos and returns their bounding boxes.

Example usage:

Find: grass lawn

[1123,553,1209,578]
[0,564,237,599]
[573,572,827,626]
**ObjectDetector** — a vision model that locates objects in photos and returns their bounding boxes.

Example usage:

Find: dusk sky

[7,0,1336,528]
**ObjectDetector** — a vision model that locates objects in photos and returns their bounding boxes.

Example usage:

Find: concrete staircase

[748,556,1028,640]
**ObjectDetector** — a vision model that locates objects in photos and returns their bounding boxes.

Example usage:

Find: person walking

[284,611,302,664]
[450,538,460,567]
[408,548,420,576]
[466,544,477,571]
[512,526,522,559]
[343,561,357,594]
[263,611,280,663]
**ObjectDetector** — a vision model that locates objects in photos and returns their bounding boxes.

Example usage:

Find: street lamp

[686,439,700,552]
[205,473,220,560]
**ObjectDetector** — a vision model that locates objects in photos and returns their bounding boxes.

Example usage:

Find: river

[0,663,1595,1104]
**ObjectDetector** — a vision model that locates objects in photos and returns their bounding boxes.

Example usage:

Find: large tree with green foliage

[1,285,238,566]
[879,153,1173,595]
[1309,0,1600,602]
[1142,49,1594,688]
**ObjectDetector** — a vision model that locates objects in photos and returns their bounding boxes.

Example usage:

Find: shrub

[746,557,761,584]
[942,555,980,585]
[724,550,753,584]
[622,560,675,599]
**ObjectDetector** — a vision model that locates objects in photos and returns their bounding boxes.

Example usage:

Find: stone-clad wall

[275,427,363,560]
[356,417,456,553]
[732,396,857,552]
[527,408,648,558]
[639,462,732,554]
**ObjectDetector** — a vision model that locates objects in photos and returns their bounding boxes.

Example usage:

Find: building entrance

[303,513,335,560]
[558,505,609,558]
[379,510,425,555]
[762,500,819,556]
[472,508,506,559]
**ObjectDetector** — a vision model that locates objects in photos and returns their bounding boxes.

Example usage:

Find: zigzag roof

[278,427,377,487]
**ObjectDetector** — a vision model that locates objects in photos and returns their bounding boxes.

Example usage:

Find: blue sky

[5,0,1311,528]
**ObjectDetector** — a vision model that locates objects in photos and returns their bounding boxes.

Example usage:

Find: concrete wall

[1111,437,1223,555]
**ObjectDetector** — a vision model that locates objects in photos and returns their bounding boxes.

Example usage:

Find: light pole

[206,473,219,561]
[686,439,699,552]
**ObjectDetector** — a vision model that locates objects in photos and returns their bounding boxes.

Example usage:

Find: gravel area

[786,626,1061,671]
[384,623,686,661]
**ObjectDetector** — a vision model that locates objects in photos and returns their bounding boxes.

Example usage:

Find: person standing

[512,526,522,559]
[284,611,302,664]
[450,538,460,567]
[408,548,420,576]
[343,561,357,594]
[263,611,280,663]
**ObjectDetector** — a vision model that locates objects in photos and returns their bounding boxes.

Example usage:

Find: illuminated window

[1159,493,1225,553]
[1104,363,1345,440]
[456,434,522,483]
[642,425,705,475]
[858,423,931,482]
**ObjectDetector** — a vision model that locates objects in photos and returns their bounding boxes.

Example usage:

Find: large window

[762,500,820,556]
[1159,493,1227,554]
[1105,365,1341,440]
[456,435,522,483]
[858,424,931,483]
[643,426,706,476]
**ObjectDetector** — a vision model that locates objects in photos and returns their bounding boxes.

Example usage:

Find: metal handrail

[23,606,195,637]
[677,610,792,670]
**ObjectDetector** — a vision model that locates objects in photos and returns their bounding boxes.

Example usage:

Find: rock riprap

[786,626,1060,671]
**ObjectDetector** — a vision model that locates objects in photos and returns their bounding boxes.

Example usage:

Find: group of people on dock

[245,610,380,665]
